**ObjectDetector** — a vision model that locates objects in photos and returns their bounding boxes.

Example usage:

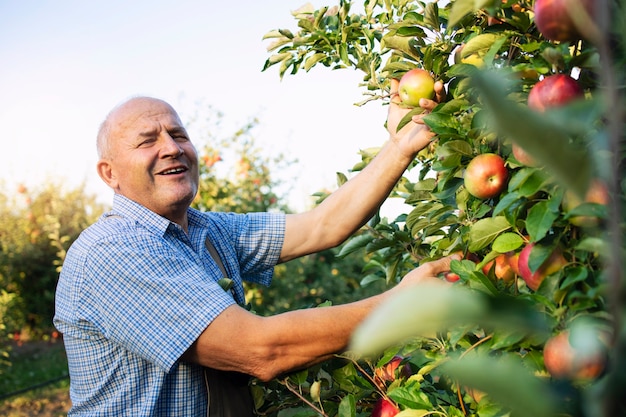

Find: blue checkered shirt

[54,194,285,416]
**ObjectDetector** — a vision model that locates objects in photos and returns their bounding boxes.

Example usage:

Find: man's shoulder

[71,214,161,254]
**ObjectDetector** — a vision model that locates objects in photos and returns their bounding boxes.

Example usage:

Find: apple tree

[260,0,624,416]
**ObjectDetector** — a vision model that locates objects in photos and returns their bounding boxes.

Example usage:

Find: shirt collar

[108,194,183,237]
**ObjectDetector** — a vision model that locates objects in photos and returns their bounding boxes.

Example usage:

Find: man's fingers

[390,78,401,104]
[434,80,446,102]
[418,254,462,276]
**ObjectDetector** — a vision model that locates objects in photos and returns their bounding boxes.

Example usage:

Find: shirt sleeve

[79,231,236,372]
[207,211,285,287]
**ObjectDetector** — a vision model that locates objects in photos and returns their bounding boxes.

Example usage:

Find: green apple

[397,69,435,107]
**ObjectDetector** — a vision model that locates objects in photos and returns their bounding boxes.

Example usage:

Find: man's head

[96,97,199,225]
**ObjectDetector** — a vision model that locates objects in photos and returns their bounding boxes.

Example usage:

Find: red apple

[375,355,412,382]
[444,272,461,283]
[512,142,538,167]
[534,0,595,42]
[508,251,521,276]
[397,69,436,107]
[518,243,567,291]
[371,398,400,417]
[563,178,609,227]
[543,330,606,380]
[463,153,509,199]
[527,74,584,112]
[482,253,516,283]
[495,254,516,283]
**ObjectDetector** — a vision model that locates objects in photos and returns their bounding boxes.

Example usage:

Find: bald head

[94,96,199,227]
[96,96,181,160]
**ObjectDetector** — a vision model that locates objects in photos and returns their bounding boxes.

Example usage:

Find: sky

[1,0,392,212]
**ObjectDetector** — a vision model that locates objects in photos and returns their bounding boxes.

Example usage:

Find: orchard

[260,1,624,417]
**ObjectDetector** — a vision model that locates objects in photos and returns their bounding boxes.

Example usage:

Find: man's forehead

[110,97,184,130]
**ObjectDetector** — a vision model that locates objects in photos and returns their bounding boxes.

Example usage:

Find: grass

[0,339,71,416]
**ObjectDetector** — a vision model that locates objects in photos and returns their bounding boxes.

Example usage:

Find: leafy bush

[0,182,105,336]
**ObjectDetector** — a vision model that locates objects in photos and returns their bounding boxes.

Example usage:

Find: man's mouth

[159,166,188,175]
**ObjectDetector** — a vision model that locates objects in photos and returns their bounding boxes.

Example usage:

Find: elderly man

[54,82,455,416]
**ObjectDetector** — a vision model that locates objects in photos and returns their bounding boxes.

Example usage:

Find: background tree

[0,181,105,374]
[260,0,624,416]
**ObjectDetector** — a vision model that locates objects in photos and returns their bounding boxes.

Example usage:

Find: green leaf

[448,0,492,27]
[527,244,555,273]
[468,271,499,296]
[492,191,523,216]
[468,216,511,252]
[304,53,328,71]
[560,266,588,289]
[337,234,371,257]
[389,384,433,409]
[492,232,524,253]
[397,107,425,132]
[381,33,418,57]
[565,202,608,219]
[414,178,437,191]
[525,201,559,242]
[262,30,286,40]
[423,112,458,135]
[462,33,501,57]
[337,394,356,417]
[438,140,473,157]
[490,328,526,349]
[423,2,440,30]
[575,237,607,253]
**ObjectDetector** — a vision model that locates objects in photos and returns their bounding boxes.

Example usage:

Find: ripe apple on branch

[543,329,607,381]
[463,153,509,199]
[371,397,400,417]
[533,0,596,42]
[517,243,568,291]
[512,73,585,167]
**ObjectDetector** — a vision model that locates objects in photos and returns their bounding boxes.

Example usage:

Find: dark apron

[205,368,255,417]
[204,236,256,417]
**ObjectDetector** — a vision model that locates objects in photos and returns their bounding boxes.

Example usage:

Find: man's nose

[160,133,184,157]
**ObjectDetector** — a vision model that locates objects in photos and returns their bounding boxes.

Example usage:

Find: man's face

[98,98,199,220]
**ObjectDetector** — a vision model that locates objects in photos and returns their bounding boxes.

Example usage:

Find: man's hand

[393,254,462,291]
[386,78,446,158]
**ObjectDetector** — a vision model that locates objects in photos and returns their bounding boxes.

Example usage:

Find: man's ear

[97,159,118,190]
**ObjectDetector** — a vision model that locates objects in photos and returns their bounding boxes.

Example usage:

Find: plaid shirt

[54,194,284,416]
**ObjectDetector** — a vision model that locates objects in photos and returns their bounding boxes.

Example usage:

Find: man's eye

[138,138,156,147]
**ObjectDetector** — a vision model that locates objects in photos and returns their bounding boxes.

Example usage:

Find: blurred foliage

[0,181,105,375]
[261,0,625,415]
